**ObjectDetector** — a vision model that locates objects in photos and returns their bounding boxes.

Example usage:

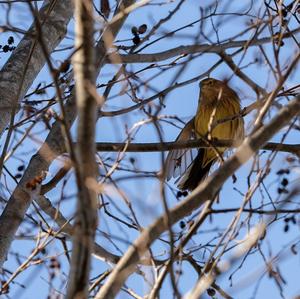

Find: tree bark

[66,1,98,298]
[0,0,135,268]
[0,0,73,135]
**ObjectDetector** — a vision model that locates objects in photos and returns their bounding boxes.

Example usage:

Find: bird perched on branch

[166,78,244,191]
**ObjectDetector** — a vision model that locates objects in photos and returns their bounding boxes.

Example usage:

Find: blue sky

[1,1,300,298]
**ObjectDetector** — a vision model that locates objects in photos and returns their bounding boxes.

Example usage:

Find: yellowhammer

[166,78,244,191]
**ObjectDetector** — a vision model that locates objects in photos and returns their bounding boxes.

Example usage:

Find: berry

[138,24,147,34]
[7,36,14,45]
[131,26,138,35]
[132,35,140,45]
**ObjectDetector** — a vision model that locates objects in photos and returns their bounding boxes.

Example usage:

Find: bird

[165,78,244,191]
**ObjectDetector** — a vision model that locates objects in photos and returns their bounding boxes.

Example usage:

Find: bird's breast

[194,98,241,140]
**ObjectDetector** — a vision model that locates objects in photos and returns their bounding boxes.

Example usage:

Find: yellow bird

[166,78,244,191]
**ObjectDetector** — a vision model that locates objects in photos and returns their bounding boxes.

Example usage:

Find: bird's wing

[165,118,197,180]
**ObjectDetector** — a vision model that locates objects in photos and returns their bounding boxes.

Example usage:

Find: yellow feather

[194,80,243,168]
[166,78,244,191]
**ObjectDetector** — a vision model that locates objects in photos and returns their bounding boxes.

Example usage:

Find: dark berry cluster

[0,36,16,53]
[276,169,289,195]
[15,164,25,179]
[131,24,147,45]
[283,216,296,233]
[177,190,188,198]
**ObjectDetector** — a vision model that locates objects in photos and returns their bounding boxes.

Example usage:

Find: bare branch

[94,140,300,157]
[95,96,300,299]
[0,0,136,269]
[66,1,98,298]
[107,28,300,64]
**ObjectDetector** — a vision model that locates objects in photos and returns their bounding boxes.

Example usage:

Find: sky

[0,0,300,298]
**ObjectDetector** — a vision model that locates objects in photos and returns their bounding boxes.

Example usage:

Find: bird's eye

[200,78,214,87]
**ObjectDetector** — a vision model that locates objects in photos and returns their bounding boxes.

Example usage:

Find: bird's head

[199,78,237,105]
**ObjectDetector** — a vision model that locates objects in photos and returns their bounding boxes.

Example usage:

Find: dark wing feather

[177,150,215,191]
[165,118,196,180]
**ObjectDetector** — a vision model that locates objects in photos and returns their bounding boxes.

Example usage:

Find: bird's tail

[177,149,215,191]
